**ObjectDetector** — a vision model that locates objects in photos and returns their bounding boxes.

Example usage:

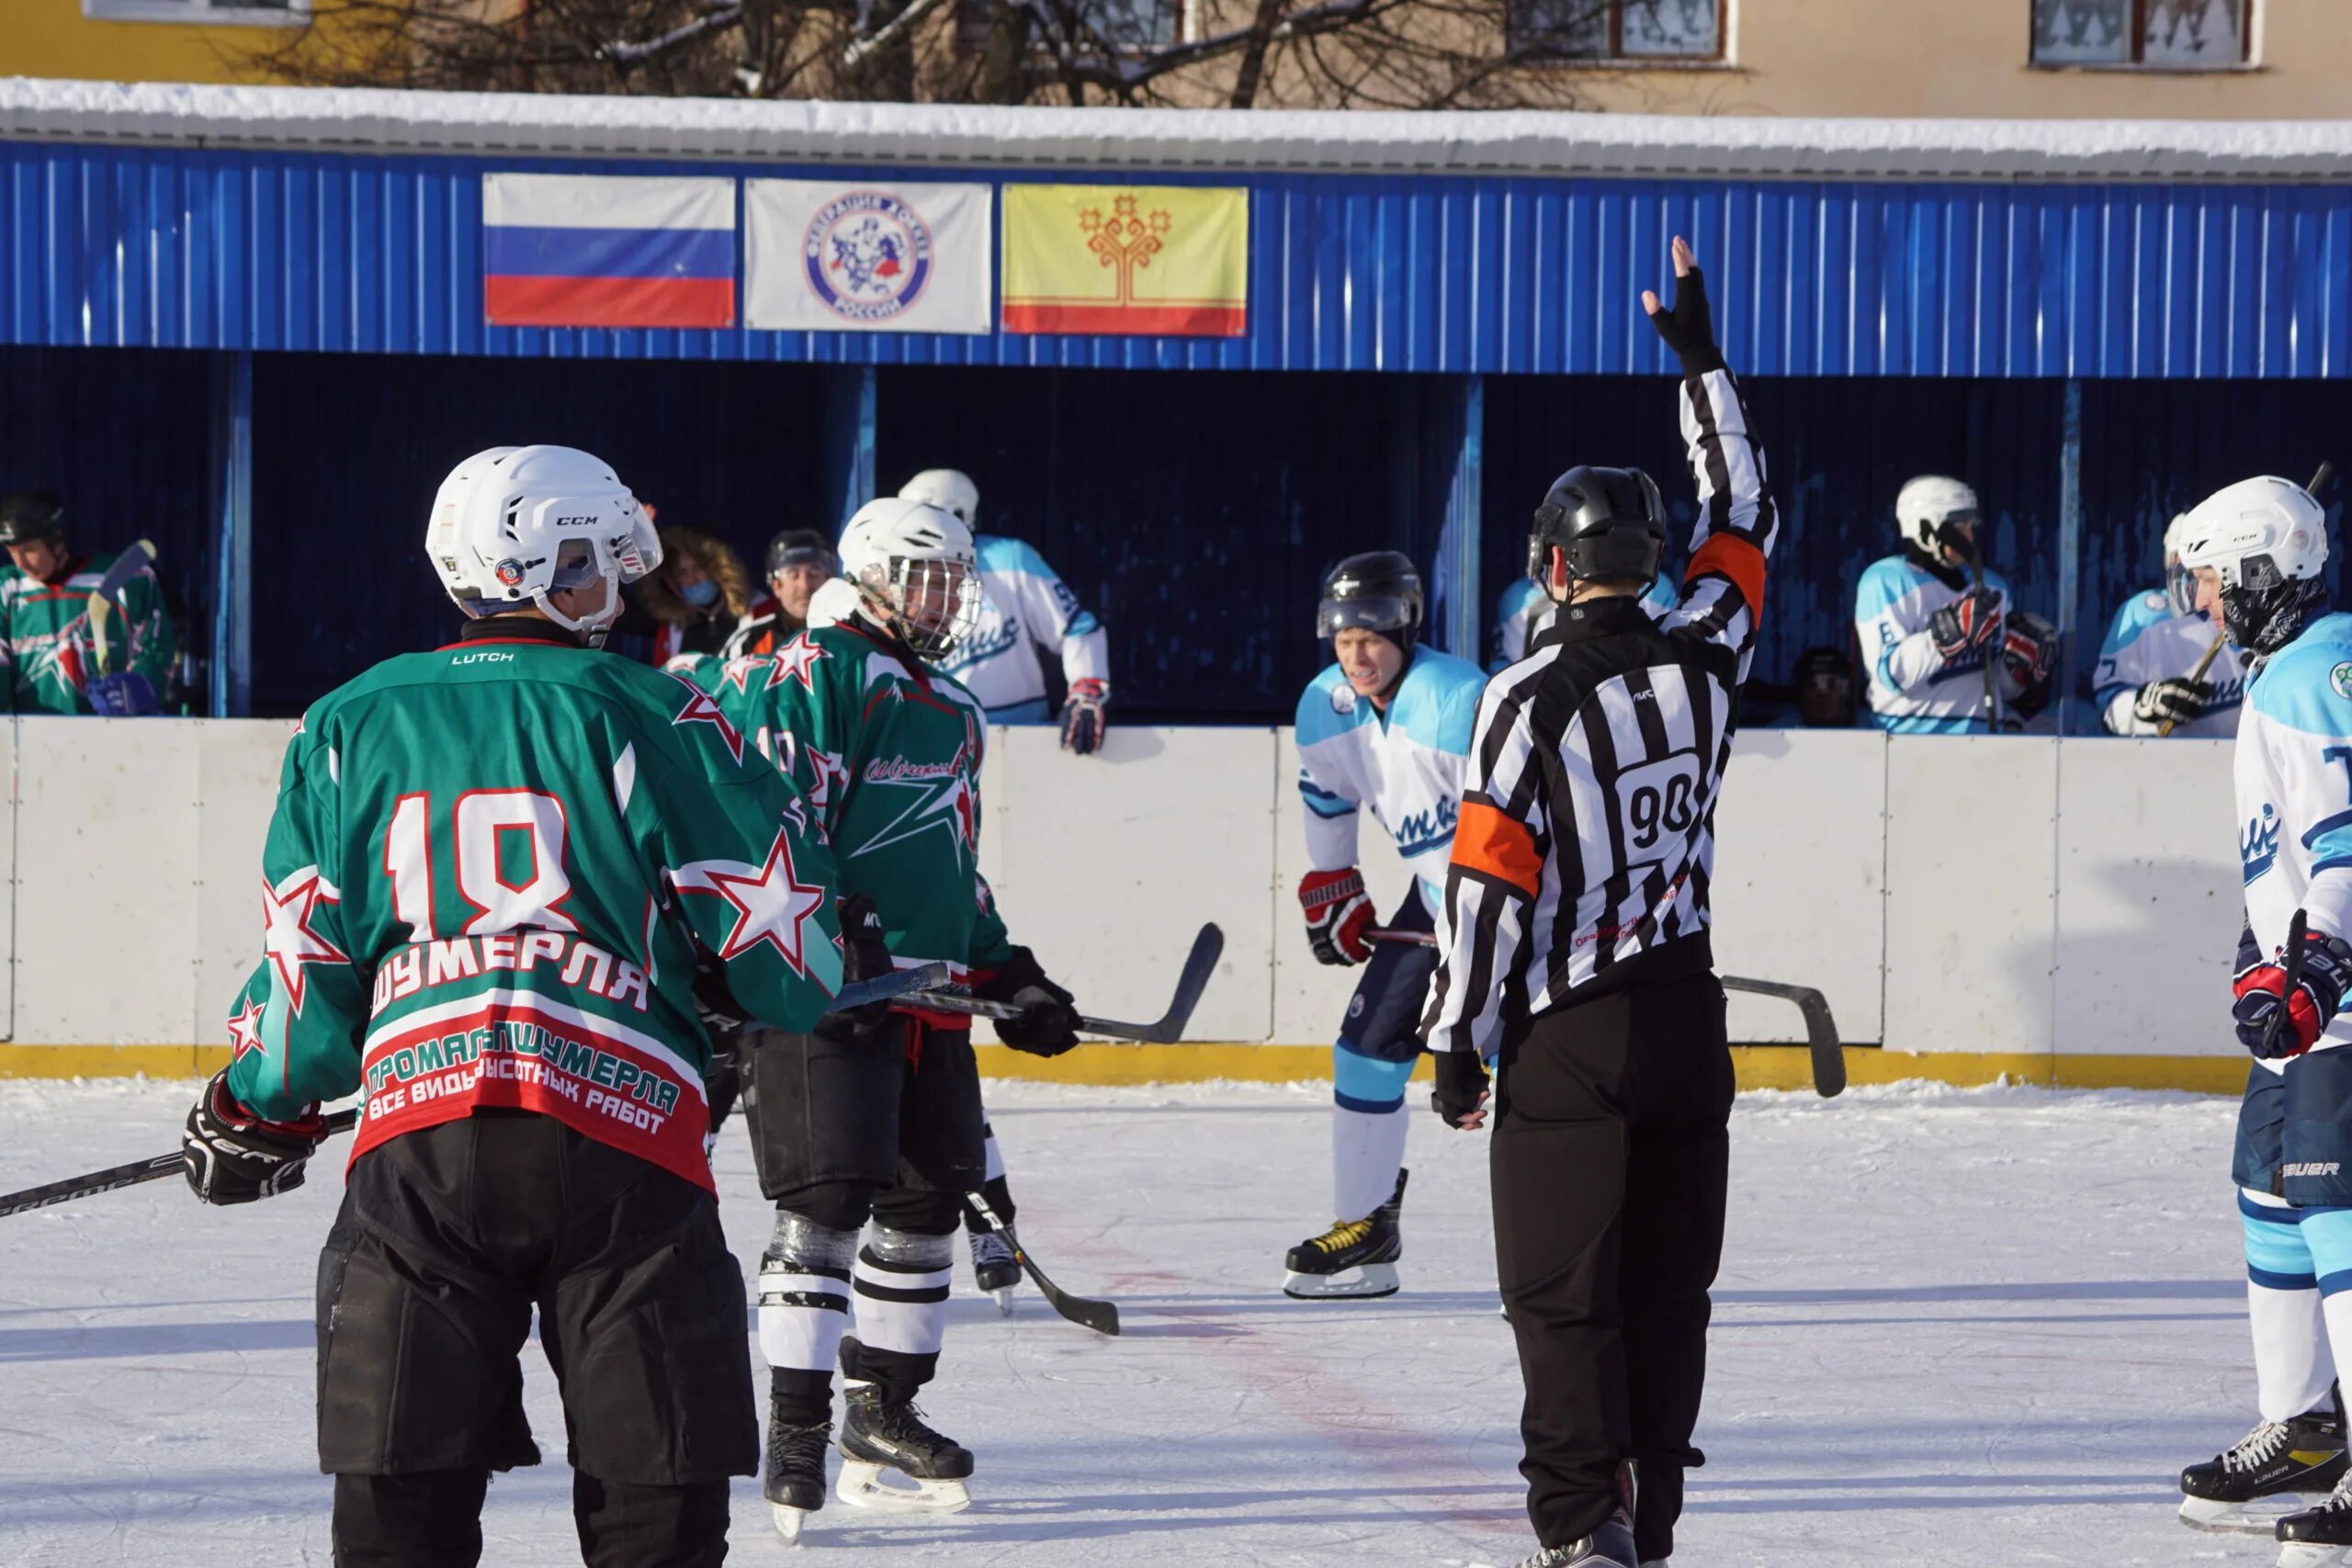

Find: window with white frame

[2030,0,2250,69]
[1510,0,1724,64]
[85,0,309,21]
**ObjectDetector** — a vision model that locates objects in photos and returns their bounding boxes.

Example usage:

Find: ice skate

[762,1407,832,1544]
[2278,1468,2352,1567]
[971,1226,1020,1316]
[2180,1404,2347,1534]
[833,1382,974,1514]
[1509,1514,1635,1567]
[1283,1168,1406,1300]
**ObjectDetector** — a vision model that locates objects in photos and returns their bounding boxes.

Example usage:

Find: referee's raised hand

[1642,234,1724,376]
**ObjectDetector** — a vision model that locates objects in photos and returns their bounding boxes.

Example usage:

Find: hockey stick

[0,964,950,1220]
[964,1188,1119,1336]
[909,923,1225,1045]
[1365,929,1846,1099]
[85,538,155,678]
[2259,909,2312,1064]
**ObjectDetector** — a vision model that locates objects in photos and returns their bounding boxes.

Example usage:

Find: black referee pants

[1491,975,1733,1562]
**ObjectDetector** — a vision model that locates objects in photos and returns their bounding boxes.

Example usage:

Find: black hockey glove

[1928,587,2003,663]
[979,945,1080,1057]
[1643,249,1724,377]
[2234,926,2352,1059]
[1430,1048,1492,1130]
[183,1069,329,1206]
[2133,676,2212,728]
[814,894,900,1050]
[2000,610,2060,690]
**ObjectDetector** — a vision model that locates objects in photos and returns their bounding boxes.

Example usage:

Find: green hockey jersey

[223,619,845,1193]
[701,621,1013,988]
[0,550,177,715]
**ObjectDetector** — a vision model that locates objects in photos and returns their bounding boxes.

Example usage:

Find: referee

[1421,237,1778,1568]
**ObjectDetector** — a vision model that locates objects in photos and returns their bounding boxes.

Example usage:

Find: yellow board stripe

[0,1043,2253,1095]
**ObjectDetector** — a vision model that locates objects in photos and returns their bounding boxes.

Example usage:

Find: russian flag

[483,174,737,329]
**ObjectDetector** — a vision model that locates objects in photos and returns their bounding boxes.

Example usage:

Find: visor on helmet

[1316,595,1417,641]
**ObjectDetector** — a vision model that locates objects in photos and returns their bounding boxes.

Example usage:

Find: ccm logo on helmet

[552,514,600,525]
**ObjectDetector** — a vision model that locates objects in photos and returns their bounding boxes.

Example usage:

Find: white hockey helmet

[898,468,979,529]
[1895,475,1980,556]
[426,445,658,647]
[2162,512,2197,615]
[2176,476,2329,655]
[838,495,981,659]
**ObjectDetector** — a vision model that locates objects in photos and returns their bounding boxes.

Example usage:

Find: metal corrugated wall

[6,140,2351,377]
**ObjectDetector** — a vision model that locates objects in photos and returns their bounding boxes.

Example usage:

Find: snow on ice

[0,1077,2267,1564]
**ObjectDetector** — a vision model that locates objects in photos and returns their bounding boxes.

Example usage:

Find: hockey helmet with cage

[424,445,658,649]
[838,496,982,660]
[2175,475,2330,657]
[1895,475,1980,557]
[1529,467,1667,595]
[898,468,979,529]
[1316,551,1424,653]
[0,490,66,547]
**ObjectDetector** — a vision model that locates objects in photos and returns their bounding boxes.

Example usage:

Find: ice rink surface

[0,1076,2279,1566]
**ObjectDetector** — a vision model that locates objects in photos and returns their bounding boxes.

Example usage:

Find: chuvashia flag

[1001,185,1247,337]
[483,174,737,329]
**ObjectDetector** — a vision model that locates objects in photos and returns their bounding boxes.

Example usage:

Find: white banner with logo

[745,179,992,334]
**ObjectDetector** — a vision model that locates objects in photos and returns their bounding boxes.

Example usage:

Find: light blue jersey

[2238,614,2352,1041]
[1855,553,2030,734]
[934,535,1108,723]
[1295,648,1487,912]
[2095,587,2246,739]
[1489,570,1678,671]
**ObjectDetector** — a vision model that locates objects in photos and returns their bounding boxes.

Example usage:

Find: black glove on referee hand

[1642,234,1724,377]
[1430,1048,1492,1130]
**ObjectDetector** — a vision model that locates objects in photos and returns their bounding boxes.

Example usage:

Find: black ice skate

[2179,1401,2348,1535]
[1512,1464,1636,1568]
[833,1382,974,1515]
[2278,1469,2352,1567]
[1282,1168,1407,1301]
[763,1404,832,1544]
[970,1227,1021,1315]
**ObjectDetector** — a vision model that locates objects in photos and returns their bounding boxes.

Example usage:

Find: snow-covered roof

[3,76,2350,182]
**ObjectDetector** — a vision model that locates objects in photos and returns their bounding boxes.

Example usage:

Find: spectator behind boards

[0,490,175,716]
[628,523,755,667]
[2096,512,2248,738]
[899,468,1111,756]
[1490,569,1679,671]
[725,528,839,660]
[1854,475,2057,733]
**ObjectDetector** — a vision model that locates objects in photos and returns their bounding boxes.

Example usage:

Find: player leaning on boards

[2097,511,2249,738]
[0,488,175,716]
[903,468,1113,756]
[1853,474,2058,733]
[1283,550,1485,1299]
[707,494,1086,1541]
[177,446,865,1568]
[1421,239,1777,1568]
[2172,476,2352,1563]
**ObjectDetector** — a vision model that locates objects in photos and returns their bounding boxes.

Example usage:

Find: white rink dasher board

[0,718,2244,1055]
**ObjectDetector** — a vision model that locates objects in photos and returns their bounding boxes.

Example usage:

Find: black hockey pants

[317,1111,756,1567]
[1491,974,1733,1562]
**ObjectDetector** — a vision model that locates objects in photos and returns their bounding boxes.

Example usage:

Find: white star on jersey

[673,827,829,975]
[227,996,267,1063]
[766,635,829,693]
[262,867,347,1015]
[666,671,745,765]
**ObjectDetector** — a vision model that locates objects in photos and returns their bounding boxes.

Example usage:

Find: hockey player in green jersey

[178,445,870,1568]
[710,494,1084,1540]
[0,489,176,715]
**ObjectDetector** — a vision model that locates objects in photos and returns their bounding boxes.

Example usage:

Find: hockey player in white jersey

[1285,551,1487,1299]
[1854,475,2059,733]
[1491,569,1678,670]
[2169,476,2352,1557]
[899,469,1113,755]
[2098,512,2249,737]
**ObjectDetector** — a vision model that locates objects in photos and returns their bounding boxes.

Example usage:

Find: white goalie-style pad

[834,1461,972,1515]
[1281,1263,1399,1301]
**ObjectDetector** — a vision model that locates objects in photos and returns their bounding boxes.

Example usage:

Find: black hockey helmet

[765,526,837,579]
[0,490,65,547]
[1316,551,1424,652]
[1528,467,1666,591]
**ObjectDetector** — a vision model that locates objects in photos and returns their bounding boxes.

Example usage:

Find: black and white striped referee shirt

[1421,367,1778,1059]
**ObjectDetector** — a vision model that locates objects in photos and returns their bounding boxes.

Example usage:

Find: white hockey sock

[853,1225,954,1358]
[758,1210,858,1376]
[2253,1281,2335,1421]
[1332,1101,1409,1224]
[982,1122,1006,1184]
